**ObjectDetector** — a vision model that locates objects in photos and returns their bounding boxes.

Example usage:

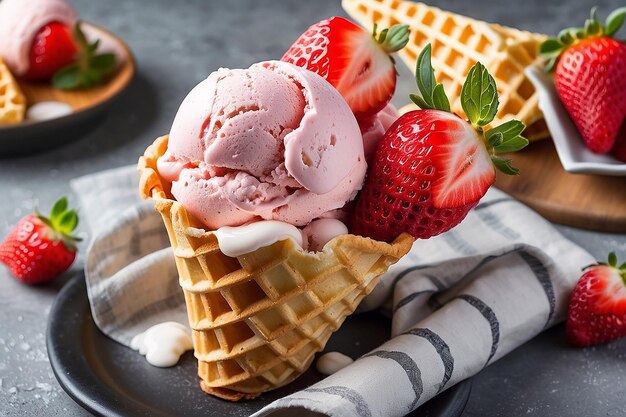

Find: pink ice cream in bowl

[156,60,370,252]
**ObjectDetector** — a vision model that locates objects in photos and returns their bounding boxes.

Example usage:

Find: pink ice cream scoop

[0,0,78,76]
[158,60,366,230]
[359,103,398,161]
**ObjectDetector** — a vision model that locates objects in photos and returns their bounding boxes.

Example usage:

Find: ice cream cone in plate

[0,57,25,124]
[342,0,549,140]
[139,135,414,400]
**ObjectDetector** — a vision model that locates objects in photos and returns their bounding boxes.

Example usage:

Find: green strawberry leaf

[432,83,451,113]
[606,7,626,37]
[545,57,558,72]
[494,135,529,154]
[486,120,529,153]
[413,44,451,112]
[491,156,520,175]
[415,44,436,108]
[461,61,499,127]
[52,65,83,90]
[58,210,78,234]
[410,93,430,110]
[486,119,525,140]
[557,28,578,45]
[50,197,68,220]
[374,23,410,53]
[608,252,618,267]
[539,38,565,58]
[487,131,504,147]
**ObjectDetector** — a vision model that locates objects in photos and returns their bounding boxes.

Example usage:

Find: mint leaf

[413,44,451,112]
[491,156,520,175]
[91,53,116,71]
[606,7,626,37]
[73,20,89,49]
[461,62,499,127]
[52,65,82,90]
[50,197,68,220]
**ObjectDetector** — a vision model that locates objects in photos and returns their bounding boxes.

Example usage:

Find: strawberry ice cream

[360,103,399,160]
[158,60,367,230]
[0,0,77,76]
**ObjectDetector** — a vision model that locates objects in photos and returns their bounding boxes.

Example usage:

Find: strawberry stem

[540,6,626,71]
[411,44,528,175]
[36,196,82,251]
[372,23,410,53]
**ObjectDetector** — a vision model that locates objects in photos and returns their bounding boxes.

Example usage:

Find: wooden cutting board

[495,140,626,233]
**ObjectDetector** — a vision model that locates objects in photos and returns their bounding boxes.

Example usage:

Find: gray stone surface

[0,0,625,416]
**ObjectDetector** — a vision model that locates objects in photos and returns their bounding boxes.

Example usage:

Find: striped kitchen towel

[71,165,594,417]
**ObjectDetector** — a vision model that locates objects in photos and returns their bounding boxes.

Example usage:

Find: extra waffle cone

[0,58,25,125]
[138,136,414,400]
[343,0,549,140]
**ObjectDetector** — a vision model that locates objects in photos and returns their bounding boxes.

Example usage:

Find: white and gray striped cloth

[71,165,594,417]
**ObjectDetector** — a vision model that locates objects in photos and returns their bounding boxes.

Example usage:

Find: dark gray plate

[46,276,471,417]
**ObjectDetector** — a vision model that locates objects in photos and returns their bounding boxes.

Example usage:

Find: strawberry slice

[566,252,626,347]
[282,16,409,121]
[422,111,496,208]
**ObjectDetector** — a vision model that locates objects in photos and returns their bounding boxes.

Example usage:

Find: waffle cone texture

[0,57,25,124]
[343,0,549,140]
[138,136,414,400]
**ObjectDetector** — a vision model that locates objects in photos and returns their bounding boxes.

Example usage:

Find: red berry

[610,121,626,162]
[24,22,77,81]
[555,38,626,153]
[0,198,80,285]
[282,16,408,122]
[566,253,626,347]
[545,8,626,154]
[352,110,495,241]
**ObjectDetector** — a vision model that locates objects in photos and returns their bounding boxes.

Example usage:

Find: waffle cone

[138,136,414,400]
[342,0,549,140]
[0,58,25,125]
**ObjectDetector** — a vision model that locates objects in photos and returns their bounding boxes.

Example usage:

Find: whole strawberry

[352,44,528,241]
[566,252,626,347]
[282,16,409,122]
[0,197,80,285]
[540,7,626,154]
[25,20,117,90]
[24,21,78,81]
[611,122,626,162]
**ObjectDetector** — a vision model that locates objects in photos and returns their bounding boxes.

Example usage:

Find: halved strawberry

[352,44,528,242]
[282,16,409,121]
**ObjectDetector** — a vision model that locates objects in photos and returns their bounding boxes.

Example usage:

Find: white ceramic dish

[525,66,626,176]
